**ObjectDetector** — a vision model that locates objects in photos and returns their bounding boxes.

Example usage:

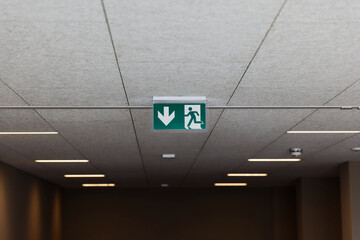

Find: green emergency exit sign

[153,97,206,130]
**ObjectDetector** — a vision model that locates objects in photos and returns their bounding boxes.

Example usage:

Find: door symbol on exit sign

[184,105,204,129]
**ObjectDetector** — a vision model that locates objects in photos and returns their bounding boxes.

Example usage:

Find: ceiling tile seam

[286,78,360,132]
[100,0,130,106]
[100,0,149,186]
[0,78,114,185]
[225,0,289,106]
[179,110,224,186]
[217,78,360,182]
[179,0,289,186]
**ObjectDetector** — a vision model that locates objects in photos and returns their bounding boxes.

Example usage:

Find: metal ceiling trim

[0,106,358,110]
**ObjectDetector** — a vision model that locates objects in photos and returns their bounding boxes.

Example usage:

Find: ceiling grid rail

[0,106,358,110]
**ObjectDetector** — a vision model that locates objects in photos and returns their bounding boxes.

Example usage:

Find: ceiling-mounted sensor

[352,147,360,152]
[289,148,302,157]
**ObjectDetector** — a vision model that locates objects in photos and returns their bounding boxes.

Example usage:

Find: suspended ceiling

[0,0,360,188]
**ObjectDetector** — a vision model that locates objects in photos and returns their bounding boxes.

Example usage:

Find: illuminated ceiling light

[82,183,115,187]
[64,174,105,178]
[248,159,301,162]
[227,173,268,177]
[352,147,360,152]
[214,183,247,187]
[161,184,169,187]
[35,160,89,163]
[0,132,58,135]
[162,154,175,159]
[287,131,360,134]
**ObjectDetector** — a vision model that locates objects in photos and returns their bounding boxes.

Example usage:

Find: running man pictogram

[185,107,204,129]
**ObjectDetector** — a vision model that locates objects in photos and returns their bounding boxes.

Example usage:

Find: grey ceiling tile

[0,0,104,22]
[292,110,360,131]
[105,0,284,105]
[38,110,147,187]
[43,163,102,175]
[322,81,360,106]
[230,21,360,105]
[109,20,270,63]
[132,109,222,187]
[307,134,360,165]
[229,79,360,186]
[0,135,83,160]
[0,81,27,105]
[0,22,127,105]
[0,110,54,132]
[278,0,360,24]
[0,143,74,188]
[120,62,245,106]
[255,133,356,159]
[184,109,312,185]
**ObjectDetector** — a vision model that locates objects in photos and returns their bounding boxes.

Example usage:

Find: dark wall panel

[273,188,297,240]
[0,162,62,240]
[63,188,296,240]
[297,178,342,240]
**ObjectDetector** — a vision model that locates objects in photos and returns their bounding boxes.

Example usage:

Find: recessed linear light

[287,131,360,134]
[352,147,360,152]
[0,132,58,135]
[82,183,115,187]
[162,154,175,159]
[248,159,301,162]
[161,184,169,187]
[64,174,105,178]
[214,183,247,187]
[35,160,89,163]
[227,173,268,177]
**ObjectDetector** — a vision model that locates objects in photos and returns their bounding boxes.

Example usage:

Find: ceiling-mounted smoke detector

[289,148,302,157]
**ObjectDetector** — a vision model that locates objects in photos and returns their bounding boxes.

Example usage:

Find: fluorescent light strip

[214,183,247,187]
[227,173,268,177]
[0,132,58,135]
[64,174,105,178]
[287,130,360,134]
[82,183,115,187]
[35,160,89,163]
[248,159,301,162]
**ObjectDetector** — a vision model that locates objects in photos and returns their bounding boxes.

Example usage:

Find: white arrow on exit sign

[157,106,175,126]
